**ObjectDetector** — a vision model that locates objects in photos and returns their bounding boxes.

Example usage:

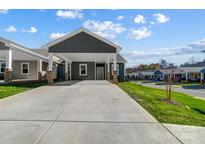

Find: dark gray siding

[0,41,9,50]
[118,63,125,81]
[72,62,95,80]
[49,32,116,53]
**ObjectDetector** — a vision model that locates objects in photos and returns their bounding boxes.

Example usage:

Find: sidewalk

[163,124,205,144]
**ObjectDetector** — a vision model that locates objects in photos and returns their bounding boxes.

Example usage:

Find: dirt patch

[159,98,181,106]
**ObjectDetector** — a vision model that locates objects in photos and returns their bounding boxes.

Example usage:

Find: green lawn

[118,82,205,127]
[0,82,47,99]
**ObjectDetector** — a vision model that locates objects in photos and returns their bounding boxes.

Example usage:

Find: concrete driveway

[0,80,181,144]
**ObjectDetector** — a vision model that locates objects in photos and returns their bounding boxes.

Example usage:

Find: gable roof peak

[42,27,122,52]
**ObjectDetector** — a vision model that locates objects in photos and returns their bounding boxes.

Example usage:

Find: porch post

[113,53,118,83]
[162,74,165,80]
[95,61,96,80]
[37,59,43,81]
[64,60,68,81]
[185,73,188,82]
[69,62,72,80]
[47,53,53,84]
[173,73,176,82]
[107,59,110,80]
[4,49,13,83]
[201,72,204,84]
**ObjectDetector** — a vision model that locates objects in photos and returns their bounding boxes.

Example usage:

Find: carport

[42,28,123,84]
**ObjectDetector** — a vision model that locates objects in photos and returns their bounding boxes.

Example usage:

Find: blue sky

[0,9,205,66]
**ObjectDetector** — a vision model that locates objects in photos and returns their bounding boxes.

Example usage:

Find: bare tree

[188,57,200,65]
[160,60,176,101]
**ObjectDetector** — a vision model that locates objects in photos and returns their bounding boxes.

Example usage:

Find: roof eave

[0,38,49,61]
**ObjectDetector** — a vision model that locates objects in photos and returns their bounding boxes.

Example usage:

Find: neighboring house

[128,70,165,81]
[141,71,156,80]
[172,67,205,82]
[128,72,143,80]
[0,28,127,83]
[128,67,205,83]
[128,71,155,80]
[0,37,56,82]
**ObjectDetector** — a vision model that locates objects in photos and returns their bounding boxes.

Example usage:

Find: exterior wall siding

[12,60,38,80]
[71,62,95,80]
[118,63,125,81]
[49,32,116,53]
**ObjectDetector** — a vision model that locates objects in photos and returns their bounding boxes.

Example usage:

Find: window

[79,64,87,76]
[0,62,5,73]
[111,64,119,75]
[21,63,29,75]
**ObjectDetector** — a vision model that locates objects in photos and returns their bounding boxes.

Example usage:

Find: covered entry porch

[42,28,125,84]
[48,52,119,83]
[0,38,49,83]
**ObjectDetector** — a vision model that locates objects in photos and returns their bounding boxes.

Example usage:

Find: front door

[97,67,104,80]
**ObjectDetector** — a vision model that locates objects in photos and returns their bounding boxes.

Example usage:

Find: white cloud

[150,21,155,25]
[50,33,65,40]
[116,16,125,21]
[56,10,83,19]
[123,38,205,66]
[128,27,151,40]
[83,20,126,39]
[91,11,97,16]
[125,39,205,59]
[23,26,37,33]
[39,9,46,12]
[5,25,17,33]
[0,9,9,14]
[153,13,170,23]
[134,15,146,24]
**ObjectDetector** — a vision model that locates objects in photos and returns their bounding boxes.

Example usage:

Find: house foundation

[113,70,118,83]
[64,73,69,81]
[38,71,42,81]
[47,71,54,84]
[107,73,111,81]
[4,68,12,83]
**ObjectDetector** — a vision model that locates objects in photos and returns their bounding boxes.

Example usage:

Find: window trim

[0,62,6,74]
[79,64,87,76]
[21,63,29,75]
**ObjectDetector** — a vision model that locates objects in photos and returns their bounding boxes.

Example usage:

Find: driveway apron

[0,80,181,143]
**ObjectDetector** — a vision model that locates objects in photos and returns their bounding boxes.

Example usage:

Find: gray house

[172,67,205,82]
[0,28,127,83]
[128,67,205,84]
